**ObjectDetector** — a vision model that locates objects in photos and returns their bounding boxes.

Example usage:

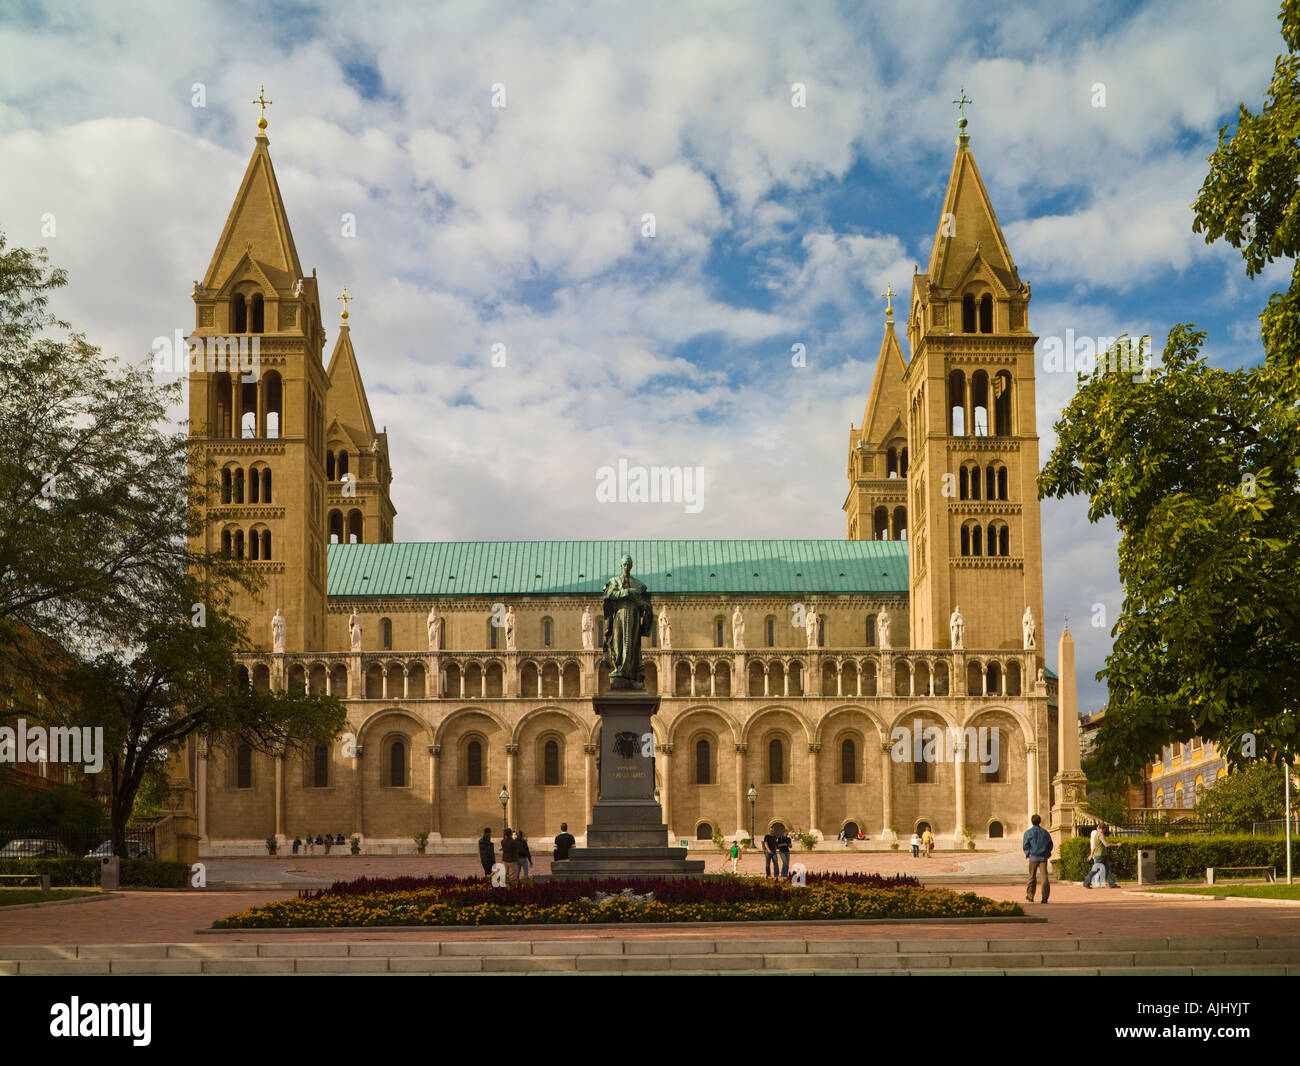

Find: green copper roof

[326,540,909,598]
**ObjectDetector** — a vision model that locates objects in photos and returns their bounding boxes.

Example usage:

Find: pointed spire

[326,321,378,443]
[857,315,908,448]
[202,127,304,293]
[924,113,1018,293]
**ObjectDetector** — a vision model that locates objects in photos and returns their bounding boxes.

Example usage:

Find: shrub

[349,835,361,855]
[0,857,189,888]
[798,832,818,851]
[1059,834,1299,881]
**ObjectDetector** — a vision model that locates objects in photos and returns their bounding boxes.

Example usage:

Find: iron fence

[0,823,157,859]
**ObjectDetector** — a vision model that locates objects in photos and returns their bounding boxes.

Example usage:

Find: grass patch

[1154,884,1300,900]
[214,874,1023,928]
[0,888,100,907]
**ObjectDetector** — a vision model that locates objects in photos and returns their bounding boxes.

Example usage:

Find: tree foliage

[1040,2,1300,781]
[1195,762,1296,824]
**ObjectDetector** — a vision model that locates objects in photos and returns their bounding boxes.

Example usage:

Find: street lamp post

[747,784,757,853]
[499,785,509,838]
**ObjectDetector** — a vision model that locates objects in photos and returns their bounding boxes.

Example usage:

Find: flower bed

[213,874,1022,928]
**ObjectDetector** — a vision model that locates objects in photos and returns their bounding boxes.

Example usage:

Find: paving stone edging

[0,892,121,913]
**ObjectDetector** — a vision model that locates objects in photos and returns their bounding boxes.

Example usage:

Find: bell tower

[904,115,1044,655]
[187,104,329,653]
[845,290,910,542]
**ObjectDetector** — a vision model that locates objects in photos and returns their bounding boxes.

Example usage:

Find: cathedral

[179,110,1082,855]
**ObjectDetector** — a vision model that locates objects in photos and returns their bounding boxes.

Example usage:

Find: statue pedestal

[551,691,704,880]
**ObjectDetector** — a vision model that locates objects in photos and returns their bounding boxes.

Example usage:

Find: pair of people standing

[760,830,792,878]
[909,829,934,857]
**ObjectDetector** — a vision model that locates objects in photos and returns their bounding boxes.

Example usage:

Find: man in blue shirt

[1022,813,1053,903]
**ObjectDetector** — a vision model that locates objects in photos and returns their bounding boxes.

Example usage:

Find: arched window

[250,293,264,334]
[232,293,247,333]
[233,529,245,559]
[818,617,826,647]
[949,371,967,437]
[989,821,1004,839]
[970,464,980,500]
[913,758,928,783]
[961,524,970,556]
[235,743,252,789]
[467,740,484,787]
[887,447,898,478]
[999,525,1009,556]
[959,466,969,500]
[971,524,983,556]
[261,529,271,560]
[971,370,989,436]
[326,451,335,481]
[962,293,976,333]
[893,506,907,541]
[696,822,713,841]
[993,371,1013,436]
[985,466,996,501]
[232,467,245,504]
[766,616,776,647]
[866,615,876,646]
[263,371,281,439]
[997,466,1008,500]
[328,510,342,544]
[542,617,553,648]
[347,509,363,544]
[695,739,712,785]
[873,506,889,540]
[386,738,408,788]
[715,617,725,648]
[841,738,857,784]
[900,448,908,477]
[241,379,257,438]
[220,467,232,504]
[380,617,392,650]
[768,737,785,785]
[979,293,992,333]
[1175,782,1184,808]
[543,739,560,786]
[312,743,329,788]
[262,468,272,502]
[337,451,349,479]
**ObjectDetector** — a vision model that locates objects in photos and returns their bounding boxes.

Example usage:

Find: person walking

[726,838,742,874]
[320,834,330,856]
[1084,824,1118,888]
[776,828,792,879]
[921,827,934,857]
[291,836,301,856]
[762,829,779,878]
[501,828,519,882]
[553,822,576,862]
[516,831,532,880]
[478,826,496,878]
[1023,813,1053,903]
[306,833,315,856]
[910,831,921,858]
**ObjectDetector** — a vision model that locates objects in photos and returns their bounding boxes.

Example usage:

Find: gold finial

[337,287,351,323]
[881,283,895,322]
[252,85,273,133]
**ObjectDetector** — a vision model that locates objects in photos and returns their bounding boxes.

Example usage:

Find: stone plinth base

[551,689,705,880]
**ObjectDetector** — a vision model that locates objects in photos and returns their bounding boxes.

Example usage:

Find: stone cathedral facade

[180,118,1080,854]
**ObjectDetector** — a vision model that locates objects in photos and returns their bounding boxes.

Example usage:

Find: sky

[0,0,1293,711]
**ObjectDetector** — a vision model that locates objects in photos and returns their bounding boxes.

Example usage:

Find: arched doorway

[696,822,713,841]
[843,821,860,839]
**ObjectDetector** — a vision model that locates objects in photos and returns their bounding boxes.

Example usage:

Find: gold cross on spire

[952,87,972,120]
[252,85,273,134]
[881,283,895,322]
[337,287,352,322]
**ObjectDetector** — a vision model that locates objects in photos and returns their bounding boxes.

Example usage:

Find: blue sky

[0,0,1292,710]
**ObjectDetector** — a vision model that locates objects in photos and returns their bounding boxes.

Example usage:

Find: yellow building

[185,116,1081,853]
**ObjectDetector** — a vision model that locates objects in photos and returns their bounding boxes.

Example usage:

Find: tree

[0,233,345,852]
[1196,763,1295,825]
[1040,1,1300,782]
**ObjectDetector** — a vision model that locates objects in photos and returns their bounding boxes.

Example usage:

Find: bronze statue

[600,554,654,690]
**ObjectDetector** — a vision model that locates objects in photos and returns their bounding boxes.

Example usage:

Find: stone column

[583,744,598,828]
[784,667,790,697]
[381,665,389,699]
[505,744,518,829]
[274,756,284,842]
[429,745,441,840]
[352,746,365,839]
[836,664,843,697]
[763,666,770,698]
[196,744,208,844]
[734,745,748,837]
[1052,622,1087,840]
[880,742,896,843]
[690,664,697,698]
[403,666,410,699]
[1025,742,1038,828]
[856,665,862,698]
[459,667,466,699]
[881,651,893,696]
[952,742,966,845]
[659,743,673,838]
[808,743,821,837]
[709,668,716,698]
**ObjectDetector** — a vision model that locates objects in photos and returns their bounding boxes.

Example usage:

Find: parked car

[84,840,152,860]
[0,838,71,859]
